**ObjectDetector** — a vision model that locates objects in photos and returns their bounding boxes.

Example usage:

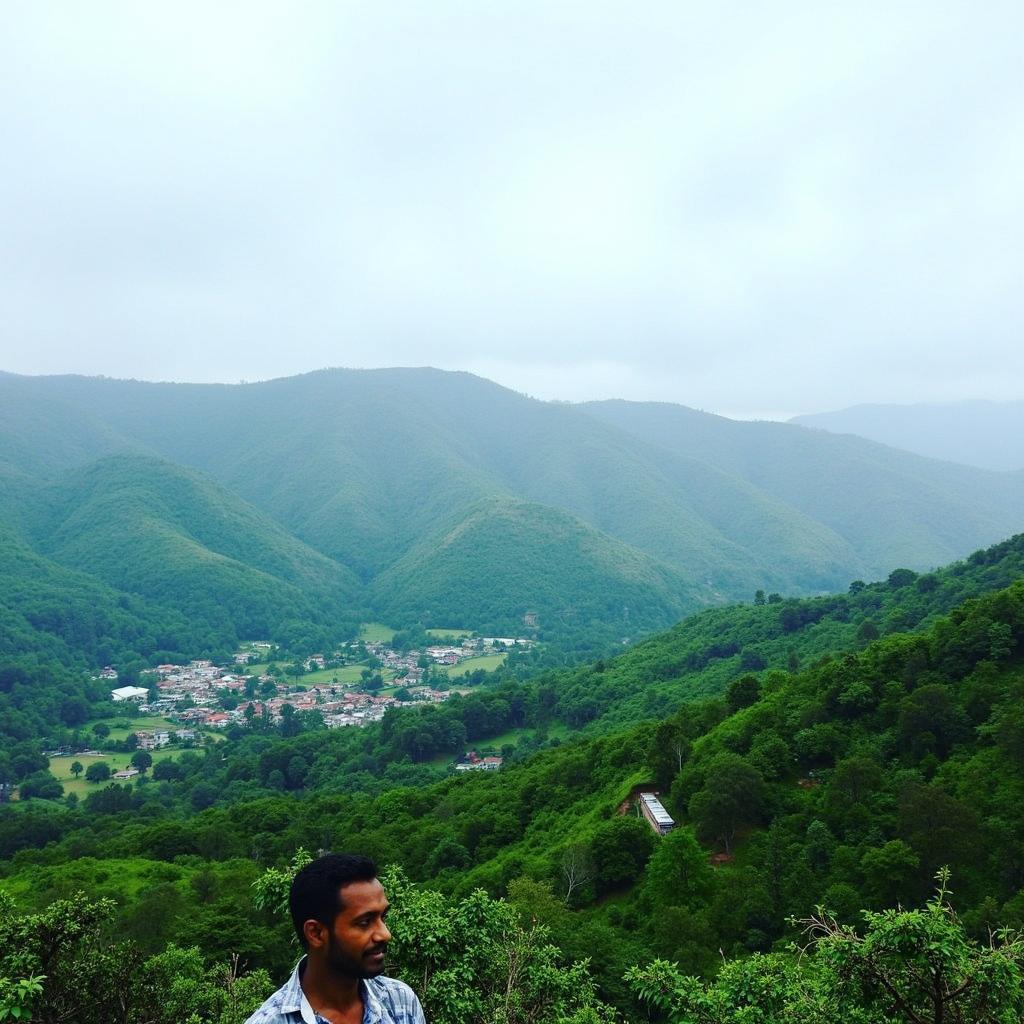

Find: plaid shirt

[243,957,426,1024]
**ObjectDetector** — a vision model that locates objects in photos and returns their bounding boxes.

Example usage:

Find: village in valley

[39,629,536,791]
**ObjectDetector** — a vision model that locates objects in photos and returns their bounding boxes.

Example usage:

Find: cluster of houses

[367,635,533,682]
[454,750,504,772]
[134,728,196,750]
[98,630,534,736]
[108,657,458,731]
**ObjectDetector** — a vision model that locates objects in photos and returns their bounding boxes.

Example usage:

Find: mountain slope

[0,517,196,666]
[370,497,711,638]
[541,531,1024,732]
[580,398,1024,578]
[2,369,1023,631]
[3,455,363,653]
[791,399,1024,471]
[7,538,1024,1007]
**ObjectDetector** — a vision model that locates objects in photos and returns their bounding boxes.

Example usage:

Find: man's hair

[289,853,378,947]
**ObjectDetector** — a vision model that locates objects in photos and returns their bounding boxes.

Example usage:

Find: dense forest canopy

[2,368,1024,654]
[4,530,1024,1021]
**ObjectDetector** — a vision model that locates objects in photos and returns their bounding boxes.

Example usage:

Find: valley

[3,370,1024,1022]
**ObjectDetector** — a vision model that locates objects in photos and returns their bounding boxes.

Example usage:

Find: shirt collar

[280,956,307,1016]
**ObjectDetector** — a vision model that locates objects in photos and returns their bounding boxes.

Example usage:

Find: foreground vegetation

[5,863,1023,1023]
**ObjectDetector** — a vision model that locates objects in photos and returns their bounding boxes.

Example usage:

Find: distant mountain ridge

[1,368,1022,655]
[790,399,1024,471]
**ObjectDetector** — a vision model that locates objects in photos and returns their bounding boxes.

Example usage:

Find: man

[245,853,426,1024]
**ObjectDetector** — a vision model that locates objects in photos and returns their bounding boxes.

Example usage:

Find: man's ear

[304,919,328,949]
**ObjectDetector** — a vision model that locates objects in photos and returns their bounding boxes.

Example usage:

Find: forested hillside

[581,398,1024,574]
[22,454,360,633]
[0,456,363,666]
[370,497,705,639]
[4,543,1024,1019]
[2,369,1023,648]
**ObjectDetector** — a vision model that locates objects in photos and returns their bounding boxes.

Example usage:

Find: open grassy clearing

[48,748,191,797]
[425,627,473,639]
[359,622,396,643]
[441,652,507,678]
[295,664,396,687]
[0,857,226,907]
[85,715,179,741]
[425,722,573,766]
[476,722,571,750]
[4,797,66,812]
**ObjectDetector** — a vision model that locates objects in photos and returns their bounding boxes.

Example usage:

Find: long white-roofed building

[638,792,676,835]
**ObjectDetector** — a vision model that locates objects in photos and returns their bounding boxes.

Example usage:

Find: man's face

[316,878,392,979]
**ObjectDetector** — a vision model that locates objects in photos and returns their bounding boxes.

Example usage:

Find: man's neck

[300,957,365,1024]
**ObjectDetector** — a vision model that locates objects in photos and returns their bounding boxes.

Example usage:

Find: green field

[295,664,397,687]
[442,652,507,678]
[86,715,179,741]
[425,627,473,639]
[427,722,571,766]
[48,748,189,797]
[359,622,396,643]
[474,722,571,750]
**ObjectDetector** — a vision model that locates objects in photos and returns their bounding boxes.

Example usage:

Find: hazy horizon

[3,3,1022,416]
[4,362,1024,424]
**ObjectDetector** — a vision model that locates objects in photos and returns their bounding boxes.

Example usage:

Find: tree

[640,828,713,912]
[278,703,300,738]
[152,759,183,782]
[888,567,918,589]
[825,755,882,816]
[627,871,1024,1024]
[70,761,84,779]
[0,890,271,1024]
[857,619,880,642]
[861,840,920,908]
[253,858,613,1024]
[18,771,63,800]
[84,762,111,784]
[591,817,654,895]
[558,843,595,905]
[726,675,760,714]
[130,750,153,774]
[688,752,767,854]
[60,696,90,727]
[804,819,835,873]
[897,685,970,758]
[91,722,110,740]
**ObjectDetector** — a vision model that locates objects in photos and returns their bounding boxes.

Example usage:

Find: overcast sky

[2,2,1022,418]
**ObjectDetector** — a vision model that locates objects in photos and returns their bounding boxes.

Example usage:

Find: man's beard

[325,933,388,980]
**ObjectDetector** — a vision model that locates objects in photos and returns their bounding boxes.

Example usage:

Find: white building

[111,685,149,702]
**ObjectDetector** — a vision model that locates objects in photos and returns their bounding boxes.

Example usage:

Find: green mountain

[370,497,710,637]
[580,398,1024,576]
[791,398,1024,471]
[542,532,1024,732]
[0,455,363,661]
[2,369,1023,646]
[0,516,194,667]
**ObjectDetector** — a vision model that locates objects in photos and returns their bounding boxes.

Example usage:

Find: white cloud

[1,1,1022,414]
